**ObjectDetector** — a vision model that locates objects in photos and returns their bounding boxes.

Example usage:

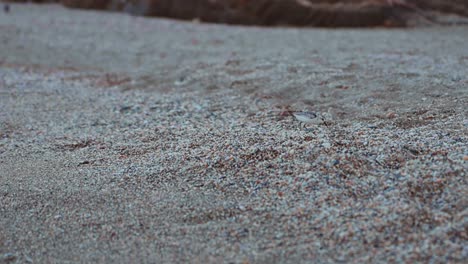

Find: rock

[119,0,406,27]
[8,0,468,27]
[61,0,111,10]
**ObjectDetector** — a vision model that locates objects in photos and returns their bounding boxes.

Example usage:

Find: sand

[0,3,467,263]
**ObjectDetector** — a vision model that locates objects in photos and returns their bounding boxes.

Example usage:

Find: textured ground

[0,3,467,263]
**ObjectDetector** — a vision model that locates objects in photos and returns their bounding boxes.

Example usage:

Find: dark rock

[7,0,468,27]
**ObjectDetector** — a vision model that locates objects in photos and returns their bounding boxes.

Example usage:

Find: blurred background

[3,0,468,27]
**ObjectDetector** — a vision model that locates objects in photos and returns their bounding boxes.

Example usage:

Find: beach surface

[0,3,467,263]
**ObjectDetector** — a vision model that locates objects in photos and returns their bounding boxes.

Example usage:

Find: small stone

[322,141,331,148]
[463,155,468,161]
[25,256,33,263]
[2,253,16,262]
[292,111,320,124]
[78,160,91,166]
[386,112,397,119]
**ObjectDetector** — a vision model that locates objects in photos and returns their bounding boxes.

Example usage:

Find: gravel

[0,3,467,263]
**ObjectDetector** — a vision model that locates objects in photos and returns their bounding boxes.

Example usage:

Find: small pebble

[292,111,322,124]
[2,253,16,261]
[293,111,316,121]
[386,112,397,119]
